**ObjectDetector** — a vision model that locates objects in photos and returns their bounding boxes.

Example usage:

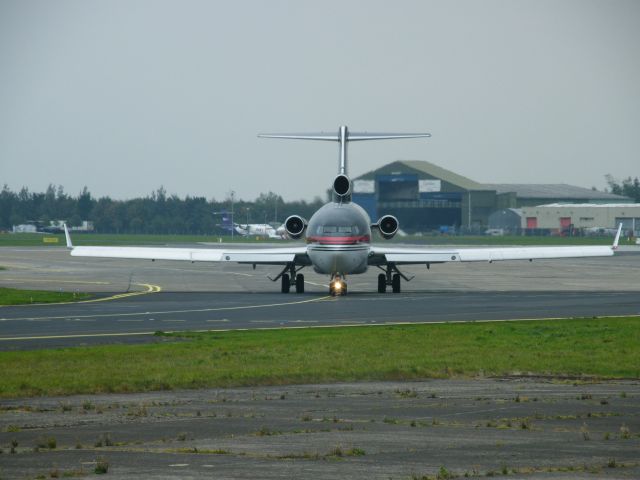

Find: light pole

[230,190,235,241]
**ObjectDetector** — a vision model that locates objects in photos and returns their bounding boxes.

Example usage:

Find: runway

[1,290,640,350]
[1,246,639,350]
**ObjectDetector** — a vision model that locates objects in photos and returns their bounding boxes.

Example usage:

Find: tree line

[605,175,640,203]
[0,184,325,234]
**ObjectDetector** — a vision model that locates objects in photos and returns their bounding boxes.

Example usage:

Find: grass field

[0,287,91,305]
[0,233,266,247]
[0,232,628,247]
[1,317,638,398]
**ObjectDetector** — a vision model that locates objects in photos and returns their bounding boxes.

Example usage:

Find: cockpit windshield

[317,225,360,235]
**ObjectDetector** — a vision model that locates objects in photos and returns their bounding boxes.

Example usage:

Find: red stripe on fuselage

[306,235,370,245]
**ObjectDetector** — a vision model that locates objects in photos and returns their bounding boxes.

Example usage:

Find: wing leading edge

[370,224,621,265]
[65,225,309,265]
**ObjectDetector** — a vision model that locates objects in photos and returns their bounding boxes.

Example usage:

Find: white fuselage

[304,202,372,276]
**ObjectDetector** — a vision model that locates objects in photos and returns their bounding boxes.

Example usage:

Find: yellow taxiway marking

[1,314,638,342]
[2,277,111,285]
[1,295,330,321]
[0,283,162,308]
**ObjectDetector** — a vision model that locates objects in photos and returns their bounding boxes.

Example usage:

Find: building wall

[521,204,640,230]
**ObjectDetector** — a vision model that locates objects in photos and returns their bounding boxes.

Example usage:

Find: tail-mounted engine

[373,215,399,240]
[333,174,352,199]
[284,215,308,239]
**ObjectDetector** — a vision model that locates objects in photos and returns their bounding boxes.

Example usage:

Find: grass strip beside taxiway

[1,316,638,398]
[0,232,631,247]
[0,287,92,306]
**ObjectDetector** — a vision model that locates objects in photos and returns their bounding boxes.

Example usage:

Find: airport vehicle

[64,126,622,296]
[215,211,285,239]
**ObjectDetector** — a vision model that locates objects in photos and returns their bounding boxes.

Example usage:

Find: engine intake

[333,174,352,197]
[284,215,307,239]
[375,215,399,239]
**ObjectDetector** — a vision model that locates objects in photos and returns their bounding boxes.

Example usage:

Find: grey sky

[1,0,638,201]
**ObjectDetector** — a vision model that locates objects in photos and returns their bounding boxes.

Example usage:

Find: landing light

[333,281,342,291]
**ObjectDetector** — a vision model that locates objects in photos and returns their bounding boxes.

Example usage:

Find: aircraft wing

[368,244,616,265]
[69,245,310,265]
[369,225,621,266]
[64,226,309,265]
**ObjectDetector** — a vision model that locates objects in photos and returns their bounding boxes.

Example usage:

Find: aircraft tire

[392,274,401,293]
[295,274,304,293]
[377,274,386,293]
[281,273,290,293]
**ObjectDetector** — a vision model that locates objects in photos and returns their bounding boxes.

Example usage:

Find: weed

[410,420,417,427]
[603,432,610,440]
[49,468,60,478]
[607,458,617,468]
[620,392,627,398]
[396,388,418,398]
[600,398,609,405]
[177,432,187,441]
[10,439,17,454]
[59,403,72,412]
[580,393,592,400]
[501,465,508,475]
[620,424,631,439]
[345,447,366,456]
[383,417,399,425]
[5,425,20,433]
[94,457,109,474]
[256,426,279,436]
[437,466,455,479]
[329,446,343,457]
[580,423,590,441]
[520,419,531,430]
[82,400,94,411]
[301,414,312,422]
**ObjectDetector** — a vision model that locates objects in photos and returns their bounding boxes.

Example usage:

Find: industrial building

[352,160,632,232]
[521,203,640,234]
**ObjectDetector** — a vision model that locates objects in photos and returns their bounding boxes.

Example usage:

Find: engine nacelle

[284,215,308,239]
[333,174,352,198]
[375,215,399,240]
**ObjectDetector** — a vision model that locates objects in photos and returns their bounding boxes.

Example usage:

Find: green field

[0,233,270,247]
[1,317,638,398]
[0,232,628,247]
[0,287,91,305]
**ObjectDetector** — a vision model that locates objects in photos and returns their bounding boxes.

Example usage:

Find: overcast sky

[1,0,638,201]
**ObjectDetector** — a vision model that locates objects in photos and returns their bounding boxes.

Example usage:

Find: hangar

[352,160,632,232]
[521,203,640,234]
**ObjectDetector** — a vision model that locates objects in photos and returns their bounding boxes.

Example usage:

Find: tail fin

[613,223,623,250]
[212,211,234,233]
[259,125,430,175]
[63,223,73,249]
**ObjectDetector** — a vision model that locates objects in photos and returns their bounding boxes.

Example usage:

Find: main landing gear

[270,264,305,294]
[377,263,413,293]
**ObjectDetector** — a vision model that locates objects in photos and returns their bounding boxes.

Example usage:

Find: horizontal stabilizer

[259,125,430,176]
[257,132,431,141]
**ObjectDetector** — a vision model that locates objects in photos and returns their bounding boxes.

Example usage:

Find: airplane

[214,211,285,239]
[64,125,622,296]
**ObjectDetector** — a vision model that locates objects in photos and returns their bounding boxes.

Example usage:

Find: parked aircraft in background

[65,126,621,296]
[214,212,285,239]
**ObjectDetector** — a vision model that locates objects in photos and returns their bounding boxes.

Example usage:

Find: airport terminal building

[352,160,632,233]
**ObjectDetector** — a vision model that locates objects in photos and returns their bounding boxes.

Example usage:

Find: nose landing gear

[329,275,347,296]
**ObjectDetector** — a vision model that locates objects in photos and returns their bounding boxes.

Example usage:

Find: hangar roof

[485,183,630,201]
[357,160,491,191]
